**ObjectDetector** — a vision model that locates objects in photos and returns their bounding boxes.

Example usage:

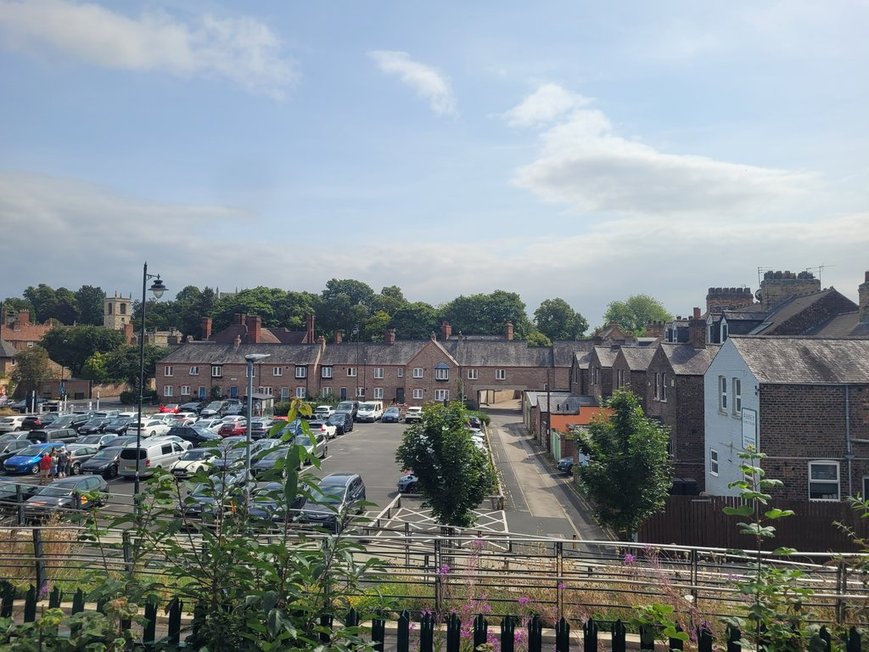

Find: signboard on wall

[742,408,757,450]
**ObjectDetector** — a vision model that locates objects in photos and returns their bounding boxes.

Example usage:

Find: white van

[356,401,384,422]
[118,437,190,478]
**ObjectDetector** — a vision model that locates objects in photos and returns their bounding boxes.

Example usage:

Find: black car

[103,417,134,435]
[248,481,305,526]
[80,446,125,479]
[556,457,575,474]
[23,475,108,521]
[250,447,292,478]
[77,418,111,435]
[179,471,251,523]
[179,401,204,414]
[0,439,30,465]
[299,473,367,533]
[166,425,221,446]
[26,427,80,444]
[327,412,353,435]
[76,433,120,448]
[0,480,41,517]
[10,398,45,413]
[21,415,46,431]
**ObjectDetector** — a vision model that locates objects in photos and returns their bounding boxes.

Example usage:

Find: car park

[179,401,204,414]
[27,427,80,444]
[218,420,247,437]
[103,417,134,435]
[299,473,366,533]
[404,407,423,423]
[250,447,291,478]
[194,418,224,433]
[198,401,228,418]
[170,448,218,479]
[178,471,251,523]
[80,446,125,479]
[248,481,306,526]
[249,417,276,440]
[108,435,139,448]
[308,420,336,440]
[64,444,101,475]
[381,406,402,423]
[327,412,353,435]
[77,417,111,435]
[0,439,30,466]
[118,438,190,479]
[21,415,46,431]
[0,415,26,433]
[131,419,171,437]
[292,432,327,462]
[4,442,66,475]
[164,425,220,446]
[76,433,120,448]
[23,476,108,521]
[0,432,30,446]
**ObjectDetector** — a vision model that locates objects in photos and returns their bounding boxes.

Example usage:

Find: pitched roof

[327,341,427,366]
[806,312,869,338]
[442,340,553,367]
[0,339,16,358]
[552,341,594,367]
[750,288,857,336]
[617,346,656,371]
[159,342,321,365]
[551,408,614,430]
[573,351,591,369]
[729,336,869,384]
[659,343,720,375]
[591,346,619,367]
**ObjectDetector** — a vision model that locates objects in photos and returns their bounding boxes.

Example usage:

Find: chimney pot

[335,329,343,345]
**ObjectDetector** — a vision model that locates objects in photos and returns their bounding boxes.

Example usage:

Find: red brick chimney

[505,321,514,341]
[246,315,262,344]
[17,310,30,326]
[644,321,666,339]
[201,317,212,340]
[689,307,706,349]
[305,314,315,344]
[385,328,396,345]
[123,322,135,344]
[335,329,343,344]
[441,321,452,340]
[859,271,869,324]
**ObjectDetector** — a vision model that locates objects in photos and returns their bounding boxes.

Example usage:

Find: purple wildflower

[557,582,566,591]
[38,581,51,599]
[472,537,485,550]
[517,596,532,606]
[436,563,450,576]
[623,553,636,566]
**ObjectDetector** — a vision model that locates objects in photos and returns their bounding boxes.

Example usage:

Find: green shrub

[119,389,156,405]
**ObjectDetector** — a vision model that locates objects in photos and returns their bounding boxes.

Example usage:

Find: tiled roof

[730,336,869,384]
[159,342,321,365]
[591,346,619,367]
[0,339,16,358]
[574,351,591,369]
[552,341,594,367]
[750,288,857,336]
[442,340,553,367]
[322,341,427,366]
[618,346,656,371]
[551,408,614,430]
[806,313,869,338]
[660,343,720,375]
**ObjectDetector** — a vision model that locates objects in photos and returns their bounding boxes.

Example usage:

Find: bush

[468,410,491,426]
[119,389,157,405]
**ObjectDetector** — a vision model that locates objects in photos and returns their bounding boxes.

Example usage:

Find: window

[412,388,424,399]
[211,366,222,378]
[321,387,333,397]
[710,449,719,476]
[347,367,357,377]
[280,387,290,400]
[374,367,384,379]
[164,366,173,377]
[661,373,668,402]
[295,366,307,379]
[198,386,206,399]
[435,364,449,381]
[180,385,190,396]
[373,387,384,399]
[273,367,283,377]
[435,389,449,401]
[355,386,365,398]
[120,303,127,315]
[189,366,200,376]
[246,366,255,378]
[718,376,728,412]
[164,386,174,397]
[721,322,729,342]
[809,461,840,501]
[496,369,506,381]
[732,378,742,415]
[654,372,661,400]
[412,368,424,379]
[295,387,306,399]
[467,369,478,380]
[617,369,624,388]
[161,444,173,455]
[321,366,333,379]
[397,368,404,378]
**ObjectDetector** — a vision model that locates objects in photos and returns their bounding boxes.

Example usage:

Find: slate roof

[659,343,721,375]
[552,341,594,367]
[729,336,869,384]
[807,313,869,338]
[574,351,591,369]
[0,339,16,358]
[209,324,308,345]
[322,341,428,366]
[442,340,553,367]
[750,289,857,336]
[591,346,619,367]
[159,342,321,365]
[618,346,656,371]
[526,392,596,410]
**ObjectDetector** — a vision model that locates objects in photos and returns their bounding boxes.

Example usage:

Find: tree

[373,285,407,316]
[525,330,552,347]
[387,302,440,340]
[75,285,105,325]
[442,290,532,338]
[534,298,589,340]
[318,279,376,336]
[395,402,496,527]
[41,326,125,377]
[575,389,672,539]
[52,287,80,324]
[1,298,33,321]
[104,344,167,388]
[23,284,59,323]
[603,295,671,335]
[10,346,52,398]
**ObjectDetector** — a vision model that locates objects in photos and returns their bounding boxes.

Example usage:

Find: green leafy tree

[275,290,320,332]
[362,310,391,342]
[576,389,672,538]
[442,290,532,338]
[74,285,105,325]
[534,297,589,340]
[373,285,408,316]
[10,346,52,398]
[395,401,496,527]
[80,351,110,383]
[388,302,440,340]
[1,298,33,322]
[41,326,125,377]
[602,294,671,334]
[317,278,376,336]
[103,344,167,387]
[23,284,59,323]
[525,330,552,347]
[52,286,80,324]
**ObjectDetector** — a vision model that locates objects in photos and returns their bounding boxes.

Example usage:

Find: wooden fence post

[0,581,14,618]
[48,586,62,609]
[167,597,182,645]
[371,615,385,652]
[143,599,157,646]
[31,529,46,592]
[611,620,626,652]
[419,612,434,652]
[23,585,36,623]
[500,615,516,652]
[528,615,543,652]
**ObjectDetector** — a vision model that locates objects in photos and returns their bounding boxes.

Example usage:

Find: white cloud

[0,0,296,98]
[503,83,589,127]
[368,50,456,116]
[507,85,814,216]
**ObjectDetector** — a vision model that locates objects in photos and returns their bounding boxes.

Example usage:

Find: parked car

[21,415,46,431]
[127,419,171,438]
[4,442,66,475]
[327,412,353,435]
[27,427,80,444]
[249,418,276,440]
[313,405,334,420]
[0,432,30,447]
[23,475,108,520]
[102,417,134,435]
[108,435,139,448]
[0,480,41,516]
[404,407,423,423]
[307,420,337,440]
[178,471,251,523]
[179,401,204,414]
[0,415,26,433]
[159,404,181,414]
[299,473,367,533]
[170,448,218,479]
[218,420,247,437]
[77,418,111,435]
[10,398,45,413]
[381,406,402,423]
[334,401,358,421]
[248,481,306,525]
[194,418,224,433]
[356,401,384,422]
[397,472,419,493]
[118,438,190,479]
[556,457,575,474]
[166,425,221,446]
[292,432,327,462]
[76,433,119,448]
[250,447,291,478]
[0,439,30,466]
[63,444,101,475]
[80,446,125,479]
[198,401,228,418]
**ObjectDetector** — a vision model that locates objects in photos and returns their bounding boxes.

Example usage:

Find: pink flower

[623,553,636,566]
[436,563,450,576]
[517,596,532,606]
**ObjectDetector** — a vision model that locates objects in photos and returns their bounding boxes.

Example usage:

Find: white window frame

[718,376,728,412]
[295,387,306,399]
[732,377,742,415]
[295,366,307,379]
[347,367,357,378]
[654,372,661,400]
[495,369,506,381]
[435,366,449,381]
[355,386,365,398]
[412,388,424,400]
[211,366,223,378]
[397,368,404,378]
[180,385,190,396]
[280,387,290,400]
[412,367,424,379]
[435,389,449,401]
[808,461,840,501]
[467,369,478,380]
[710,449,719,476]
[273,367,283,377]
[261,386,273,396]
[164,366,173,377]
[163,385,174,397]
[373,387,384,399]
[189,366,200,376]
[321,366,333,379]
[321,387,333,397]
[373,367,384,379]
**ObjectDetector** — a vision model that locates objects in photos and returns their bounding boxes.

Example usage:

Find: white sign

[742,408,757,450]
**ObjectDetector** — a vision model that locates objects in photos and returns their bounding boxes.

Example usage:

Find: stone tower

[104,292,133,330]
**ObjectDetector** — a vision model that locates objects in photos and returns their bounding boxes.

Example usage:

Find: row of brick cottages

[542,328,869,504]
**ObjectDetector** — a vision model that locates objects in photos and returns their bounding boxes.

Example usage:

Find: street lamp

[134,263,167,498]
[244,353,270,507]
[352,326,360,399]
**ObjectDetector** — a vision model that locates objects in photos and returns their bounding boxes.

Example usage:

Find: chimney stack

[386,328,396,345]
[689,307,706,349]
[859,271,869,324]
[246,315,262,344]
[17,310,30,326]
[201,317,212,340]
[335,329,343,345]
[305,314,315,345]
[505,321,514,341]
[441,321,452,340]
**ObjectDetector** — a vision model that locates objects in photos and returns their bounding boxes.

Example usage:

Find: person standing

[56,448,69,479]
[38,452,52,485]
[49,450,58,480]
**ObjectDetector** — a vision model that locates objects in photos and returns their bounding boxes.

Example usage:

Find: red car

[218,421,247,437]
[159,404,181,414]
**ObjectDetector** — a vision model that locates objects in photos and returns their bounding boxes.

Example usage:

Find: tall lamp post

[352,326,360,399]
[245,353,270,507]
[134,264,167,498]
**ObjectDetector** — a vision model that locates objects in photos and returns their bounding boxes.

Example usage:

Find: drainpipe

[846,385,853,497]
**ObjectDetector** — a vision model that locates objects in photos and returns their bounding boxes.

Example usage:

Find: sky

[1,0,867,328]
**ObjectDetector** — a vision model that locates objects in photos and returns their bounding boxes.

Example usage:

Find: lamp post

[134,263,166,498]
[352,326,360,399]
[245,353,270,507]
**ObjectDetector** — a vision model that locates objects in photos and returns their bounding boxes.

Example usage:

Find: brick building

[704,336,869,502]
[0,310,54,351]
[611,346,656,411]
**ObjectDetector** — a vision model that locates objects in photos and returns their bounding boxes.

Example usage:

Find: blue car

[4,442,65,475]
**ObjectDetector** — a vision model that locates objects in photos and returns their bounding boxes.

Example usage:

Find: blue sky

[1,0,867,327]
